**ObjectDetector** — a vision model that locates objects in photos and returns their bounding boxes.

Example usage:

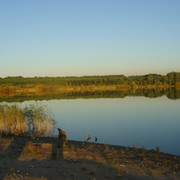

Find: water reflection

[0,89,180,156]
[7,96,179,156]
[0,88,180,102]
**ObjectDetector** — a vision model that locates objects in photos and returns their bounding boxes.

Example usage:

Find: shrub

[0,104,55,136]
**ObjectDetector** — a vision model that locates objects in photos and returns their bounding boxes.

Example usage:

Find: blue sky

[0,0,180,77]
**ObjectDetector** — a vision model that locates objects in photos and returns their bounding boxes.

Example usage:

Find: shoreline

[0,136,179,179]
[0,84,176,94]
[0,85,180,102]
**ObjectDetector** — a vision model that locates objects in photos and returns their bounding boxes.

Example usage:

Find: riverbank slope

[0,136,179,180]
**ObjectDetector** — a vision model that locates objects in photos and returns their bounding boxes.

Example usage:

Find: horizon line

[0,71,179,79]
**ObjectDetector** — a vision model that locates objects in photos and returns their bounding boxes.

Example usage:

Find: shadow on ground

[1,136,179,180]
[0,136,121,180]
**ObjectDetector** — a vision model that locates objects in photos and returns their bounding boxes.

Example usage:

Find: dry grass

[0,104,55,137]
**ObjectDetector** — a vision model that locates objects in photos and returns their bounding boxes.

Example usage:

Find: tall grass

[0,104,55,136]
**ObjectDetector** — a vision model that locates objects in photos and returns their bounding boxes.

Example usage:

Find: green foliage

[156,146,160,153]
[0,72,179,87]
[0,72,180,102]
[155,146,160,161]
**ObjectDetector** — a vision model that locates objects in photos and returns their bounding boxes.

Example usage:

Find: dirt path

[0,136,179,180]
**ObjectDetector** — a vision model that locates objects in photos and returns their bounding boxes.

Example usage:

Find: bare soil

[0,136,179,180]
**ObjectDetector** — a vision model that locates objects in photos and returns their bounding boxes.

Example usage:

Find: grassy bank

[0,72,180,95]
[0,83,177,95]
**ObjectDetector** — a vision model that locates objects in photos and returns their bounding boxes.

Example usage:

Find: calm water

[5,96,180,155]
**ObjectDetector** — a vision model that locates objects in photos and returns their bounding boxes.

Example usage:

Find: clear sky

[0,0,180,77]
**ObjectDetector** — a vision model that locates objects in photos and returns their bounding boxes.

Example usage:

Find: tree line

[0,72,180,87]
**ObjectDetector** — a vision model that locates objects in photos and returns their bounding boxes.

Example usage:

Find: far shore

[0,84,177,95]
[0,84,179,102]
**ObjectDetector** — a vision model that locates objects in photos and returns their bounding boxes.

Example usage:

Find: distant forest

[0,72,180,87]
[0,72,180,101]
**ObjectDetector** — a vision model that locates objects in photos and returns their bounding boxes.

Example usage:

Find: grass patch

[0,104,55,137]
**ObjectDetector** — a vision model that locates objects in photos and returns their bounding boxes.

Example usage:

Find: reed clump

[0,104,55,137]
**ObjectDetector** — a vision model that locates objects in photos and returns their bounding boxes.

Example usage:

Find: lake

[4,95,179,156]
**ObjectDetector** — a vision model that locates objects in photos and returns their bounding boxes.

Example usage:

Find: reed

[0,104,55,137]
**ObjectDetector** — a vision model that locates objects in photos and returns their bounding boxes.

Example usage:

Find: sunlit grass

[0,104,55,137]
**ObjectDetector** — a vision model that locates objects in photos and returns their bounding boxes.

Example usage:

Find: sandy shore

[0,136,179,180]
